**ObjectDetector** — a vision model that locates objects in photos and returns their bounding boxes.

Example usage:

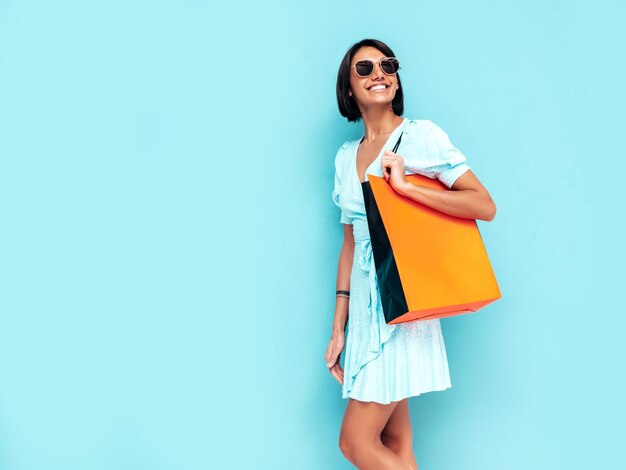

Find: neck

[360,107,404,143]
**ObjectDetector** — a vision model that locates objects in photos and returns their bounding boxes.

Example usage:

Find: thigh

[340,398,401,443]
[381,398,413,443]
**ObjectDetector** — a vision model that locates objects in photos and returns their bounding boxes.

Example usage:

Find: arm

[325,224,354,375]
[393,169,497,222]
[383,156,496,221]
[332,223,355,335]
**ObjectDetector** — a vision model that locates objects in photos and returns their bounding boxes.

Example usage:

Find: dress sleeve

[403,120,471,189]
[331,143,352,225]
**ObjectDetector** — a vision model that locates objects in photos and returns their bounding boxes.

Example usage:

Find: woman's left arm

[382,150,497,222]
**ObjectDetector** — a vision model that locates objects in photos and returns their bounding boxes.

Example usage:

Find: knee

[338,432,353,461]
[338,430,359,462]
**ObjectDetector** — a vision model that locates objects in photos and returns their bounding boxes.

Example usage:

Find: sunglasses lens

[355,60,374,77]
[381,58,399,74]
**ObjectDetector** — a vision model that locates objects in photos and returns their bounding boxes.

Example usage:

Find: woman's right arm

[332,223,355,335]
[325,223,355,379]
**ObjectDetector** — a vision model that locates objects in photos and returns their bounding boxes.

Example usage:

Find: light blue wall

[1,1,624,469]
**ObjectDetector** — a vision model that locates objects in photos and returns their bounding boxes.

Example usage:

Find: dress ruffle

[342,222,397,398]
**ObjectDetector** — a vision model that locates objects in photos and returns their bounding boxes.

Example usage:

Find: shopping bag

[361,139,501,324]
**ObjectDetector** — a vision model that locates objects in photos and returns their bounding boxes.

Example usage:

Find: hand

[381,150,408,192]
[325,333,345,385]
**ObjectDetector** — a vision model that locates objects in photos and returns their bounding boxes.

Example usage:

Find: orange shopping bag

[362,171,501,324]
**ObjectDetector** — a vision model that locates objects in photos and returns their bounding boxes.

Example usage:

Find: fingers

[325,336,345,383]
[382,150,401,164]
[325,335,345,367]
[326,343,340,368]
[326,345,344,385]
[330,362,345,385]
[325,346,335,367]
[381,153,397,175]
[381,151,405,183]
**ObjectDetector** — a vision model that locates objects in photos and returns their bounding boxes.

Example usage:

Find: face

[348,46,400,109]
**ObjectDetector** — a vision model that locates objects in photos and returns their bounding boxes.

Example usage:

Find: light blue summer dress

[332,117,472,404]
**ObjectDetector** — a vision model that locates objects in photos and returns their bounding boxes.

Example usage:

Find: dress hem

[342,384,452,405]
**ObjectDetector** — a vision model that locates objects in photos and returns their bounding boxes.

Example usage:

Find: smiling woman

[335,41,404,123]
[324,38,496,470]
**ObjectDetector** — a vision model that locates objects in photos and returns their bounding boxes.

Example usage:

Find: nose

[372,62,385,78]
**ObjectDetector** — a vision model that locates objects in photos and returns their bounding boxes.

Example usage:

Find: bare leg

[381,398,418,470]
[339,398,414,470]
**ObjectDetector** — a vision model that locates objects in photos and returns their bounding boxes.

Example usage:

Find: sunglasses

[353,57,401,77]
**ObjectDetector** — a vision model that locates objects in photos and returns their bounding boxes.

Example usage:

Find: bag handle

[358,130,404,152]
[392,131,404,153]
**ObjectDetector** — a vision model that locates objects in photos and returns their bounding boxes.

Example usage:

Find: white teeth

[369,84,387,91]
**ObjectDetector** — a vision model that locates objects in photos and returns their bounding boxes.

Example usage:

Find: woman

[325,39,496,469]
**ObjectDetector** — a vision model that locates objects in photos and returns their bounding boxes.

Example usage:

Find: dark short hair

[336,38,404,122]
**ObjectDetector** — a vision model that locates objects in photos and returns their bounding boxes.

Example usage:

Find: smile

[368,84,388,91]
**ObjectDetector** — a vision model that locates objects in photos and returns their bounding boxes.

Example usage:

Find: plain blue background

[1,1,625,469]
